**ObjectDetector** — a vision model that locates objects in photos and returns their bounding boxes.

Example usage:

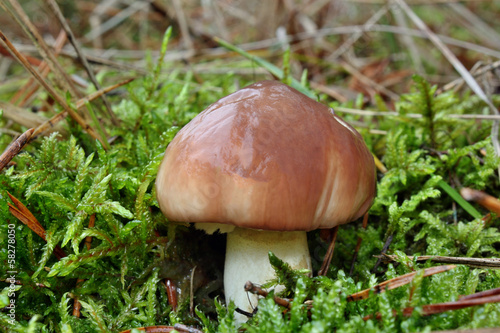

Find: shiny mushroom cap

[156,80,376,231]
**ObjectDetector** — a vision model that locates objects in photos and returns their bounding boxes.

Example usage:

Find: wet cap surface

[156,80,376,231]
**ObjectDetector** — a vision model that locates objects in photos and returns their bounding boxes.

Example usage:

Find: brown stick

[0,128,34,172]
[31,78,134,140]
[376,254,500,270]
[318,225,339,276]
[347,265,456,302]
[459,286,500,301]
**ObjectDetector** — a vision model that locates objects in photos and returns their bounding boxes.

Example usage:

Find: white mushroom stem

[224,227,312,323]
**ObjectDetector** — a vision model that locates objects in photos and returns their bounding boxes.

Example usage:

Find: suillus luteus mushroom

[156,80,376,322]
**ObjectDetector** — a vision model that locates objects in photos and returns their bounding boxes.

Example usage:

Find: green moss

[1,53,500,332]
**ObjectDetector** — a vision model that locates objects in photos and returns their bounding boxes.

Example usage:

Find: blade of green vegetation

[438,180,482,219]
[214,37,316,99]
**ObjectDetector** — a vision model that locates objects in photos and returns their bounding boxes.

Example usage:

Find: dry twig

[1,0,80,97]
[31,78,134,140]
[377,254,500,269]
[0,29,104,145]
[0,128,34,172]
[347,265,456,301]
[318,225,339,276]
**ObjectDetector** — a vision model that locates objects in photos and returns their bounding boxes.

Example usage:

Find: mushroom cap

[156,80,376,231]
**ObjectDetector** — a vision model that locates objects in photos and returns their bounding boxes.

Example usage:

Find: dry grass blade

[0,128,34,172]
[0,29,104,146]
[7,192,66,259]
[447,2,500,50]
[347,265,456,301]
[31,77,134,140]
[84,1,150,42]
[10,30,67,107]
[75,77,135,109]
[1,0,80,97]
[335,106,500,121]
[328,5,390,60]
[0,101,66,134]
[341,60,400,101]
[0,43,41,66]
[460,187,500,216]
[377,254,500,269]
[391,4,423,72]
[394,0,500,171]
[44,0,119,126]
[172,0,194,52]
[309,82,348,103]
[440,60,500,93]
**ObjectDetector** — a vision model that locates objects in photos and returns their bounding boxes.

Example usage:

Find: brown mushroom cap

[156,80,376,231]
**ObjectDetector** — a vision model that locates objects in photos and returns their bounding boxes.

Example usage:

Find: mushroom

[156,80,376,321]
